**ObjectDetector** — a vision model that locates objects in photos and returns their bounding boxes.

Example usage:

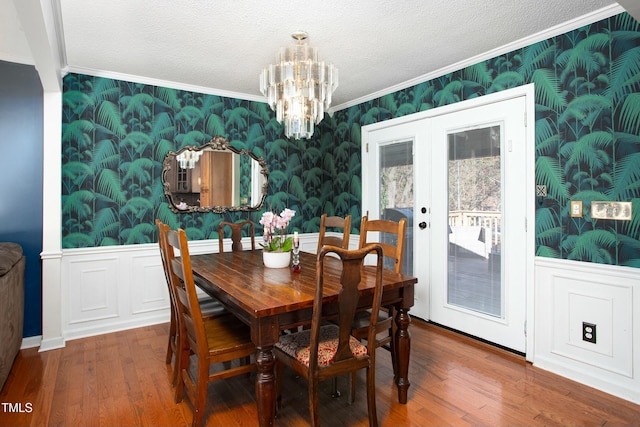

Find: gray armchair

[0,242,25,391]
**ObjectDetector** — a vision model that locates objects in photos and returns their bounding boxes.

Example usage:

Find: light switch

[591,201,633,220]
[570,201,582,218]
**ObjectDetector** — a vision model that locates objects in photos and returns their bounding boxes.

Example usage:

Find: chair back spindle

[358,215,407,274]
[219,220,256,253]
[317,214,351,253]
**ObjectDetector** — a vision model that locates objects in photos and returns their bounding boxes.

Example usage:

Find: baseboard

[534,355,640,405]
[20,335,42,349]
[63,312,169,343]
[38,336,65,352]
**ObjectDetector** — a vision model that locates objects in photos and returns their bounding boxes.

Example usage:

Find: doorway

[362,85,534,355]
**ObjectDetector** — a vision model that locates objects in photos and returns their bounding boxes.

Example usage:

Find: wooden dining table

[190,249,417,427]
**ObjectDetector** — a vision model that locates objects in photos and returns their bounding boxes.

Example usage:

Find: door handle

[418,221,427,229]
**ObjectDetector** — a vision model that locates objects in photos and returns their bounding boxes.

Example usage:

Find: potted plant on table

[259,208,296,268]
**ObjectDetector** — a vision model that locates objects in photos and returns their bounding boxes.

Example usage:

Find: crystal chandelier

[260,31,338,139]
[176,150,202,169]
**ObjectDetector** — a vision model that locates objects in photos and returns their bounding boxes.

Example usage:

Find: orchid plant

[259,208,296,252]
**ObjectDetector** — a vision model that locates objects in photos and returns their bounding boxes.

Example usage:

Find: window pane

[379,141,413,275]
[447,126,502,317]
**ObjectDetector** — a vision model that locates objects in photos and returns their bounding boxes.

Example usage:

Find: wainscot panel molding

[57,234,323,343]
[534,257,639,405]
[61,239,211,342]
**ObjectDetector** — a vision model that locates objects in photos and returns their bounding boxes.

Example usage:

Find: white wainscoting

[59,234,323,342]
[534,257,639,404]
[63,244,173,341]
[56,238,639,405]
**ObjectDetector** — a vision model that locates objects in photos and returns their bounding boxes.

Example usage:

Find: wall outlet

[582,322,597,344]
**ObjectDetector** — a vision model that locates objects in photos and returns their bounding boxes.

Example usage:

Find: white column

[40,90,64,351]
[13,0,65,350]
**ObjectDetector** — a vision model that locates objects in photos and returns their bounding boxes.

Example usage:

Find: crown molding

[63,65,266,103]
[64,4,626,113]
[51,0,67,70]
[329,4,625,113]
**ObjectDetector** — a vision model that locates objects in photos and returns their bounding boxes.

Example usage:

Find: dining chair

[351,215,407,376]
[166,226,256,427]
[358,215,407,275]
[156,219,225,389]
[275,244,384,427]
[218,219,256,253]
[317,213,351,253]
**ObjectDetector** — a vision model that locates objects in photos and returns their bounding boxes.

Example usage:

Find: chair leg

[275,361,283,410]
[309,378,320,427]
[390,338,398,380]
[192,364,208,427]
[171,348,180,387]
[167,311,177,363]
[170,331,180,388]
[366,366,378,427]
[330,377,341,398]
[243,355,252,378]
[166,332,174,364]
[175,347,189,403]
[389,306,398,379]
[174,373,184,403]
[349,371,356,404]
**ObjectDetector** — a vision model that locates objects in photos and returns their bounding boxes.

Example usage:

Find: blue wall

[0,60,44,337]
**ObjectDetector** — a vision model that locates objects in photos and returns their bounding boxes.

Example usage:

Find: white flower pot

[262,250,291,268]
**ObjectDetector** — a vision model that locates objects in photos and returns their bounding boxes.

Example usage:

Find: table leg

[394,307,411,403]
[255,345,276,427]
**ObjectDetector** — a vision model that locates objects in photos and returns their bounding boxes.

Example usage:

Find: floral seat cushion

[275,324,368,367]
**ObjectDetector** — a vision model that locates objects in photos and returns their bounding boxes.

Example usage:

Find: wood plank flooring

[1,320,638,426]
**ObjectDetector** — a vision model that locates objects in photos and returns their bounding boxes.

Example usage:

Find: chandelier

[176,150,202,169]
[260,31,338,139]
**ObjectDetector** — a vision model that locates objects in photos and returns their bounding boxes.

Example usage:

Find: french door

[361,120,430,315]
[430,95,528,353]
[362,86,533,354]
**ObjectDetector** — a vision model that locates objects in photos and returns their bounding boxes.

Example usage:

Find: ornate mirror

[162,136,268,213]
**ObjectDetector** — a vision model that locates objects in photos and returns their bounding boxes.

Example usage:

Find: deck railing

[448,210,501,248]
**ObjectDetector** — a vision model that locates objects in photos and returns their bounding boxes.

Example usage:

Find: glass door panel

[379,141,413,275]
[447,126,502,318]
[363,119,430,320]
[430,94,528,353]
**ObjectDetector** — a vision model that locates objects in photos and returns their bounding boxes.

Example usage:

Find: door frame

[362,84,535,360]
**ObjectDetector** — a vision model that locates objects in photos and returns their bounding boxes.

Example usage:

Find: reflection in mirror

[162,136,268,213]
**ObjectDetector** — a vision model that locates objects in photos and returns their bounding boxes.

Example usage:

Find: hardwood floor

[1,320,638,426]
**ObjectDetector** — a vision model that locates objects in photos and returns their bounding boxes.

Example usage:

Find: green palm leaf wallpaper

[62,12,640,267]
[61,74,320,247]
[331,12,640,267]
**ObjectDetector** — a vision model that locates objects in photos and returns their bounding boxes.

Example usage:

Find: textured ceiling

[1,0,634,110]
